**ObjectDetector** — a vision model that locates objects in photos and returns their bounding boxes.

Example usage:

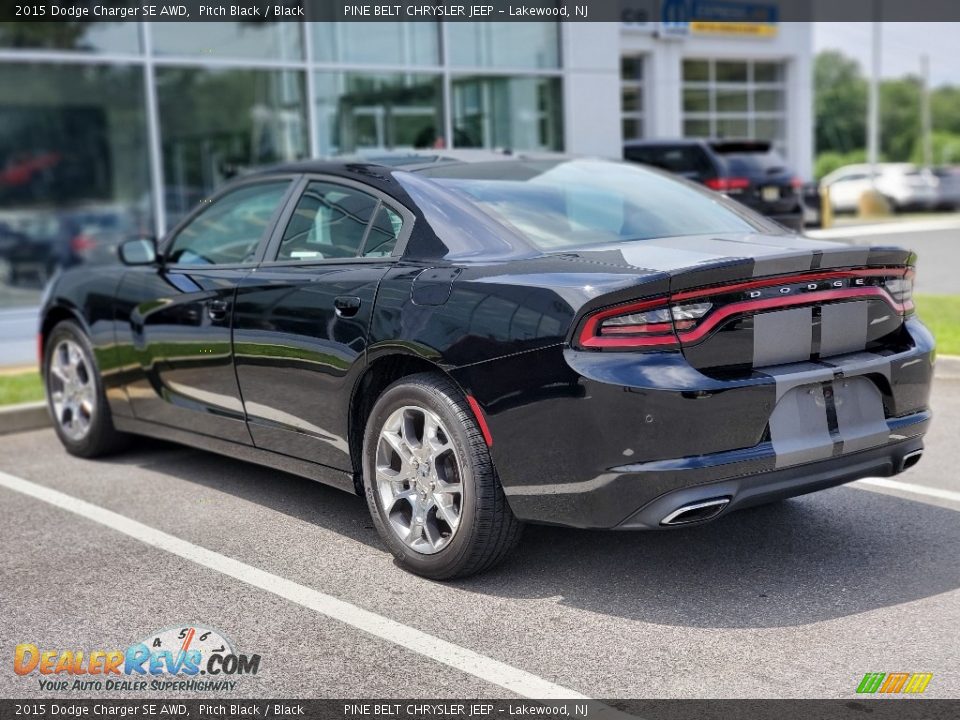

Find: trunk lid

[563,233,915,374]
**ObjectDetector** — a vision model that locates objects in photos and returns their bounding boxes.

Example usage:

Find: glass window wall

[155,67,308,225]
[312,23,439,66]
[681,58,788,156]
[0,20,565,319]
[0,62,149,300]
[448,23,560,69]
[314,73,444,156]
[151,22,302,61]
[452,76,563,151]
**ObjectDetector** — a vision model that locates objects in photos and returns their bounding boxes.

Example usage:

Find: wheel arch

[348,352,477,495]
[39,303,88,368]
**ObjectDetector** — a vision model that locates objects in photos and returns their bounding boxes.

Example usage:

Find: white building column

[562,22,622,158]
[646,39,684,138]
[788,36,814,180]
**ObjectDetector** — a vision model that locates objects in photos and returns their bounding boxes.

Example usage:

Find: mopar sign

[621,0,779,36]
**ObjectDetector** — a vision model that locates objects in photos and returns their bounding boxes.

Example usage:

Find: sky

[813,23,960,87]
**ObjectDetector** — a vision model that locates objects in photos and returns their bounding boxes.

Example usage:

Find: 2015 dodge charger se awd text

[39,155,934,578]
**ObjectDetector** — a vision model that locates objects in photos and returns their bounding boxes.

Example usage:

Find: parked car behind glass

[5,205,132,286]
[820,163,938,214]
[623,139,804,232]
[932,166,960,211]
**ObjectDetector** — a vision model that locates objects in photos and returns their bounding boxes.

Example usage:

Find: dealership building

[0,15,812,237]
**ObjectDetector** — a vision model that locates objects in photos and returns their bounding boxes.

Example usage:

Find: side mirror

[119,237,158,266]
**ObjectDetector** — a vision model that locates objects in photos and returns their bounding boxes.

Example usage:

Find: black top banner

[4,0,960,23]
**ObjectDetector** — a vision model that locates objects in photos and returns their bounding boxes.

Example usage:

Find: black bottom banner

[1,700,959,720]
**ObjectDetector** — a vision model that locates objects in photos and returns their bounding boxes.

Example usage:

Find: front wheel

[44,320,127,458]
[362,373,522,579]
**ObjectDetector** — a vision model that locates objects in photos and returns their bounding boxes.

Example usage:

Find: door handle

[207,299,230,321]
[334,296,362,318]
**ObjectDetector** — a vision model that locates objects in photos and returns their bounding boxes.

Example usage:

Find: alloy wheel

[48,339,97,441]
[375,405,464,555]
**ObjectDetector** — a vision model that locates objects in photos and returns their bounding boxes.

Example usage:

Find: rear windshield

[401,159,770,254]
[712,145,788,176]
[624,145,714,175]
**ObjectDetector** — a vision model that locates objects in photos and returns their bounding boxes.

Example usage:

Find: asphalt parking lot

[0,372,958,702]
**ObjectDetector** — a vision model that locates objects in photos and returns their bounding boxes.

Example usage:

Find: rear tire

[44,320,128,458]
[362,373,522,579]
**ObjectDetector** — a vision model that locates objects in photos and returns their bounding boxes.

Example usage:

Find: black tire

[43,320,128,458]
[362,373,522,580]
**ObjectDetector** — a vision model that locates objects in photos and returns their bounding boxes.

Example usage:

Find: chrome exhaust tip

[901,450,923,472]
[660,498,730,527]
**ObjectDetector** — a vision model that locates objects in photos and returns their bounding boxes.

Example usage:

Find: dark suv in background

[624,139,805,231]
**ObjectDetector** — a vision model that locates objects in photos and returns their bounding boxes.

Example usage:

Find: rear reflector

[466,395,493,447]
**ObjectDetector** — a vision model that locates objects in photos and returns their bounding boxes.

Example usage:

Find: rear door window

[276,181,380,261]
[361,205,403,257]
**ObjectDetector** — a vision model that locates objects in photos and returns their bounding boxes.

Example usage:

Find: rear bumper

[454,318,934,530]
[615,419,927,529]
[499,411,928,530]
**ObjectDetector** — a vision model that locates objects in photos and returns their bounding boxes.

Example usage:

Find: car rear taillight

[577,267,915,351]
[705,177,750,192]
[883,273,915,314]
[790,176,803,190]
[70,234,96,253]
[579,299,712,348]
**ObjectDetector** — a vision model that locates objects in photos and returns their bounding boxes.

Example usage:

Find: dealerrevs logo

[13,625,260,692]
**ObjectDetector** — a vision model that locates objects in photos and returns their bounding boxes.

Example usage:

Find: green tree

[814,51,868,155]
[880,76,923,161]
[815,150,868,181]
[931,86,960,136]
[911,131,960,165]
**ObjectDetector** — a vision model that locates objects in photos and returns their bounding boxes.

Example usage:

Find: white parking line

[854,477,960,504]
[0,470,594,703]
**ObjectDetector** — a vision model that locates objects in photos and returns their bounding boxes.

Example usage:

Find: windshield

[407,159,769,253]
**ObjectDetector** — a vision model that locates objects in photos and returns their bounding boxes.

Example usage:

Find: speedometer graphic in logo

[139,625,234,674]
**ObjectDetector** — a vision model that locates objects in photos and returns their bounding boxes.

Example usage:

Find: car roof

[251,150,571,177]
[623,138,707,148]
[624,138,773,153]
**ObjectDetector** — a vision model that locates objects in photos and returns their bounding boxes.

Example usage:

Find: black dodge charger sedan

[39,154,934,579]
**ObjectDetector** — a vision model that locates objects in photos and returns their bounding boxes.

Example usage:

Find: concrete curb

[0,401,50,436]
[0,358,957,437]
